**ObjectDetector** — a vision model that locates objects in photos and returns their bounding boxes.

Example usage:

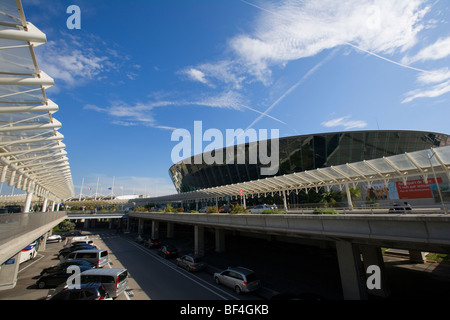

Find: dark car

[37,265,92,289]
[145,238,161,249]
[135,234,149,244]
[176,254,207,272]
[158,245,179,259]
[58,244,97,259]
[40,259,95,276]
[219,205,231,213]
[46,283,112,300]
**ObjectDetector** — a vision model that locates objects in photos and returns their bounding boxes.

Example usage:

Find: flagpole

[95,176,99,200]
[79,177,84,201]
[111,176,115,198]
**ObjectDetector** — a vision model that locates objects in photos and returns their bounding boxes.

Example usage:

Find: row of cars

[36,236,128,300]
[134,234,261,295]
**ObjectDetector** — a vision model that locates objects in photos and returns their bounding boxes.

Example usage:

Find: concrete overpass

[2,208,450,299]
[129,210,450,299]
[0,211,128,290]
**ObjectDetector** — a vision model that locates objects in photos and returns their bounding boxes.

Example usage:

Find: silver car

[214,267,261,294]
[248,204,272,214]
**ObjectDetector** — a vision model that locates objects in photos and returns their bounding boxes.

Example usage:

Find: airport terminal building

[169,130,450,207]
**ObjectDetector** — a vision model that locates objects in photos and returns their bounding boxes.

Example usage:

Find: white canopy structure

[0,0,74,208]
[143,146,450,212]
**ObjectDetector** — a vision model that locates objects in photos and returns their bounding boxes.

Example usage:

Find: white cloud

[402,80,450,103]
[417,68,450,84]
[402,36,450,65]
[182,68,209,85]
[34,32,133,87]
[181,60,246,89]
[231,0,430,84]
[321,116,368,130]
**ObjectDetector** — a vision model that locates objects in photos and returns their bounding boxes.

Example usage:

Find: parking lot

[0,230,146,300]
[2,225,450,301]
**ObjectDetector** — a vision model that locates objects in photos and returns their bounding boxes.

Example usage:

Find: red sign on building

[396,178,443,199]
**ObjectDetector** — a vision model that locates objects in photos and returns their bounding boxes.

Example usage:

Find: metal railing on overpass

[129,211,450,253]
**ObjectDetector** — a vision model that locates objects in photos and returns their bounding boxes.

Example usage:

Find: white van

[61,249,109,268]
[64,236,94,248]
[79,268,128,298]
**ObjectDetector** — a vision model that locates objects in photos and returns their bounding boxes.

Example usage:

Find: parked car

[47,234,62,243]
[58,244,97,259]
[198,207,207,213]
[176,254,207,272]
[145,238,161,249]
[37,265,92,289]
[135,234,148,244]
[158,245,179,259]
[61,249,109,268]
[47,283,112,300]
[219,205,232,213]
[66,240,94,247]
[40,259,95,276]
[79,268,128,298]
[248,204,273,214]
[214,267,261,294]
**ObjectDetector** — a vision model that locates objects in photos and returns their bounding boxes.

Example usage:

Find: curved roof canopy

[0,0,74,202]
[145,146,450,203]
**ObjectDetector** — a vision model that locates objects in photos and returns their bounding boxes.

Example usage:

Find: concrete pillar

[336,240,367,300]
[40,231,50,251]
[138,218,144,234]
[24,192,33,213]
[42,198,48,212]
[84,219,89,228]
[152,221,159,239]
[194,226,205,257]
[126,217,130,232]
[167,222,174,238]
[360,245,390,297]
[51,201,55,212]
[282,190,288,211]
[345,183,354,210]
[409,250,425,263]
[109,219,113,229]
[215,228,226,253]
[0,253,20,291]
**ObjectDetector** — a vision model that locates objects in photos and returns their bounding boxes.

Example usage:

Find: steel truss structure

[144,146,450,207]
[0,0,74,207]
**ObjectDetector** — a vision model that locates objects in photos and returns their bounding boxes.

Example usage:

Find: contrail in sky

[239,0,432,131]
[244,49,338,131]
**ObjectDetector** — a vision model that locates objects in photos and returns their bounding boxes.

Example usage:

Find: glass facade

[169,130,450,193]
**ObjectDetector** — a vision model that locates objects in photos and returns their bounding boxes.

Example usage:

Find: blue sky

[14,0,450,198]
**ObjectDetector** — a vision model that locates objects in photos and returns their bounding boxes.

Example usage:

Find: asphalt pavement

[1,227,450,300]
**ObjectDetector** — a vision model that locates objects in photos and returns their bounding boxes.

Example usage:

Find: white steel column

[24,192,33,213]
[42,198,48,212]
[345,183,354,210]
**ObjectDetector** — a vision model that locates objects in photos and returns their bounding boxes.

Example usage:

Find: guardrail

[129,211,450,252]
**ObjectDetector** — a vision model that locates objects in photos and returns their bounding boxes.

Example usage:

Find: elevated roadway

[129,210,450,299]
